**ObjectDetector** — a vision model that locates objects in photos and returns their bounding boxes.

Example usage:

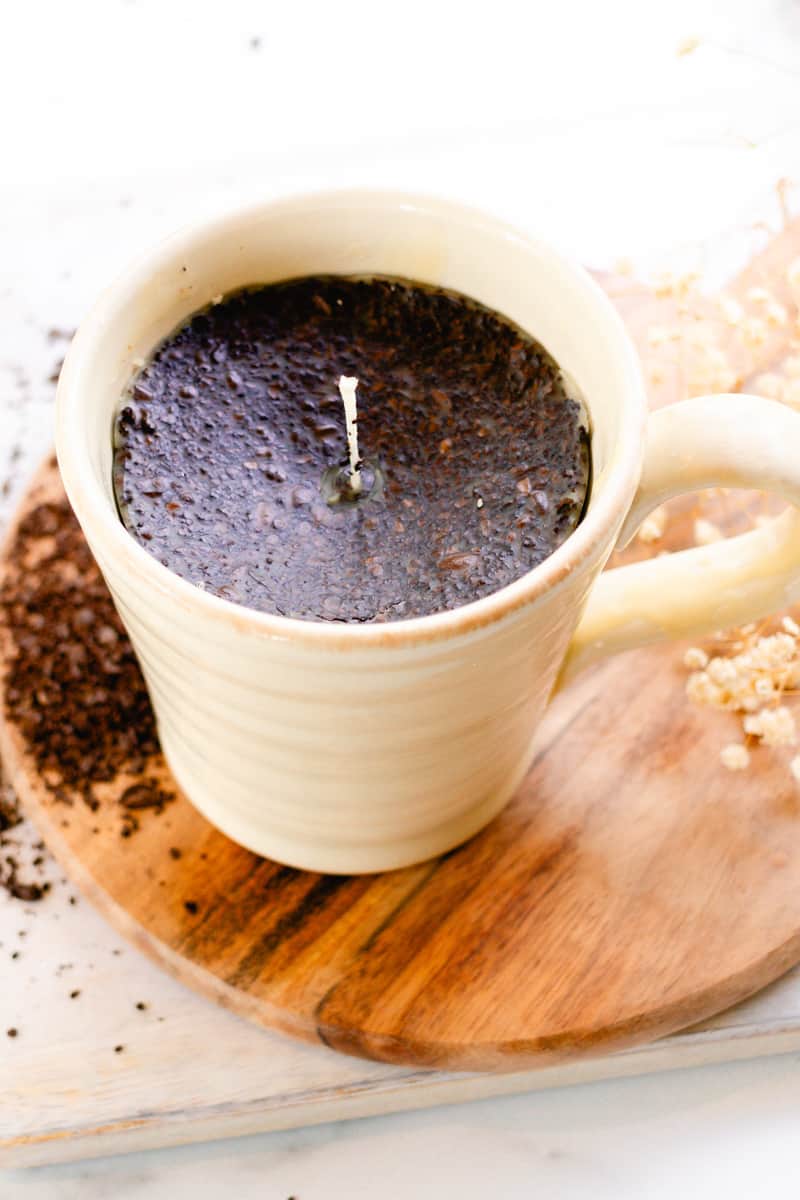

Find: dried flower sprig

[684,619,800,775]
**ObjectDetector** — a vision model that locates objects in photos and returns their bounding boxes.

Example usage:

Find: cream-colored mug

[56,190,800,873]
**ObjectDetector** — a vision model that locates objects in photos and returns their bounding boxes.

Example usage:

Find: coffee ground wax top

[113,276,590,622]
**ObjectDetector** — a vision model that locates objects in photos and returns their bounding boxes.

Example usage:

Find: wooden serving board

[3,458,800,1087]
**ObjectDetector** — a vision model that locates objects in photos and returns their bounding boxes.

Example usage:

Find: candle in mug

[113,276,590,622]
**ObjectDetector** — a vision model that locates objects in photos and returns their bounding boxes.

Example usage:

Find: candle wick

[338,375,362,494]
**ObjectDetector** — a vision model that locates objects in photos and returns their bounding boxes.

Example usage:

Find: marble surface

[6,1053,800,1199]
[4,0,800,1194]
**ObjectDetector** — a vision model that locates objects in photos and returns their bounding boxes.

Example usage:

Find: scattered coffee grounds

[46,328,72,386]
[0,492,175,832]
[2,330,71,508]
[120,781,174,839]
[6,1028,17,1038]
[120,782,172,812]
[70,989,81,999]
[1,446,22,500]
[135,1001,147,1011]
[169,846,182,860]
[6,877,47,902]
[0,771,50,902]
[114,276,590,622]
[114,1044,124,1054]
[184,900,198,915]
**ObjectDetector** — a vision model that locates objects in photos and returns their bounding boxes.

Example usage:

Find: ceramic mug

[56,191,800,873]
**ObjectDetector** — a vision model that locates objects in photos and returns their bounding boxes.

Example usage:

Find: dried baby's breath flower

[765,299,788,328]
[677,35,700,56]
[781,379,800,410]
[645,277,740,395]
[760,634,796,666]
[741,316,768,349]
[646,326,674,347]
[686,633,800,714]
[743,705,797,747]
[680,325,739,393]
[720,743,750,771]
[740,284,787,326]
[688,358,738,395]
[651,263,800,774]
[638,505,667,544]
[708,657,738,686]
[718,295,744,326]
[686,325,716,349]
[694,518,723,546]
[654,270,700,301]
[686,672,718,706]
[752,633,798,668]
[754,373,784,401]
[753,370,800,410]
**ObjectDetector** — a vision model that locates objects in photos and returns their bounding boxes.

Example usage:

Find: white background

[4,0,800,1195]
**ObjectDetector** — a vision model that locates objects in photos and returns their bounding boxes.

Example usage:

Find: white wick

[338,375,362,494]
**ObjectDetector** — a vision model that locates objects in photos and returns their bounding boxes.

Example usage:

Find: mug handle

[560,394,800,686]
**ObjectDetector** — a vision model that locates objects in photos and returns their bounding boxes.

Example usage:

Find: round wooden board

[3,458,800,1072]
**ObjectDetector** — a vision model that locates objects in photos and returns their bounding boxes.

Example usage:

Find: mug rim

[56,188,647,649]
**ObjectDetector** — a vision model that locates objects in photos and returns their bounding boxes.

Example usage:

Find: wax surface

[113,276,590,622]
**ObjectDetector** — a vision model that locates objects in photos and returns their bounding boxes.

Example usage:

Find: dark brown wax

[113,276,590,622]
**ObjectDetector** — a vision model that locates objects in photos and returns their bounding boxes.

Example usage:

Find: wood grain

[3,458,800,1071]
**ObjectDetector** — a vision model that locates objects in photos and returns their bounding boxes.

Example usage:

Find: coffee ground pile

[0,341,74,904]
[0,486,174,830]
